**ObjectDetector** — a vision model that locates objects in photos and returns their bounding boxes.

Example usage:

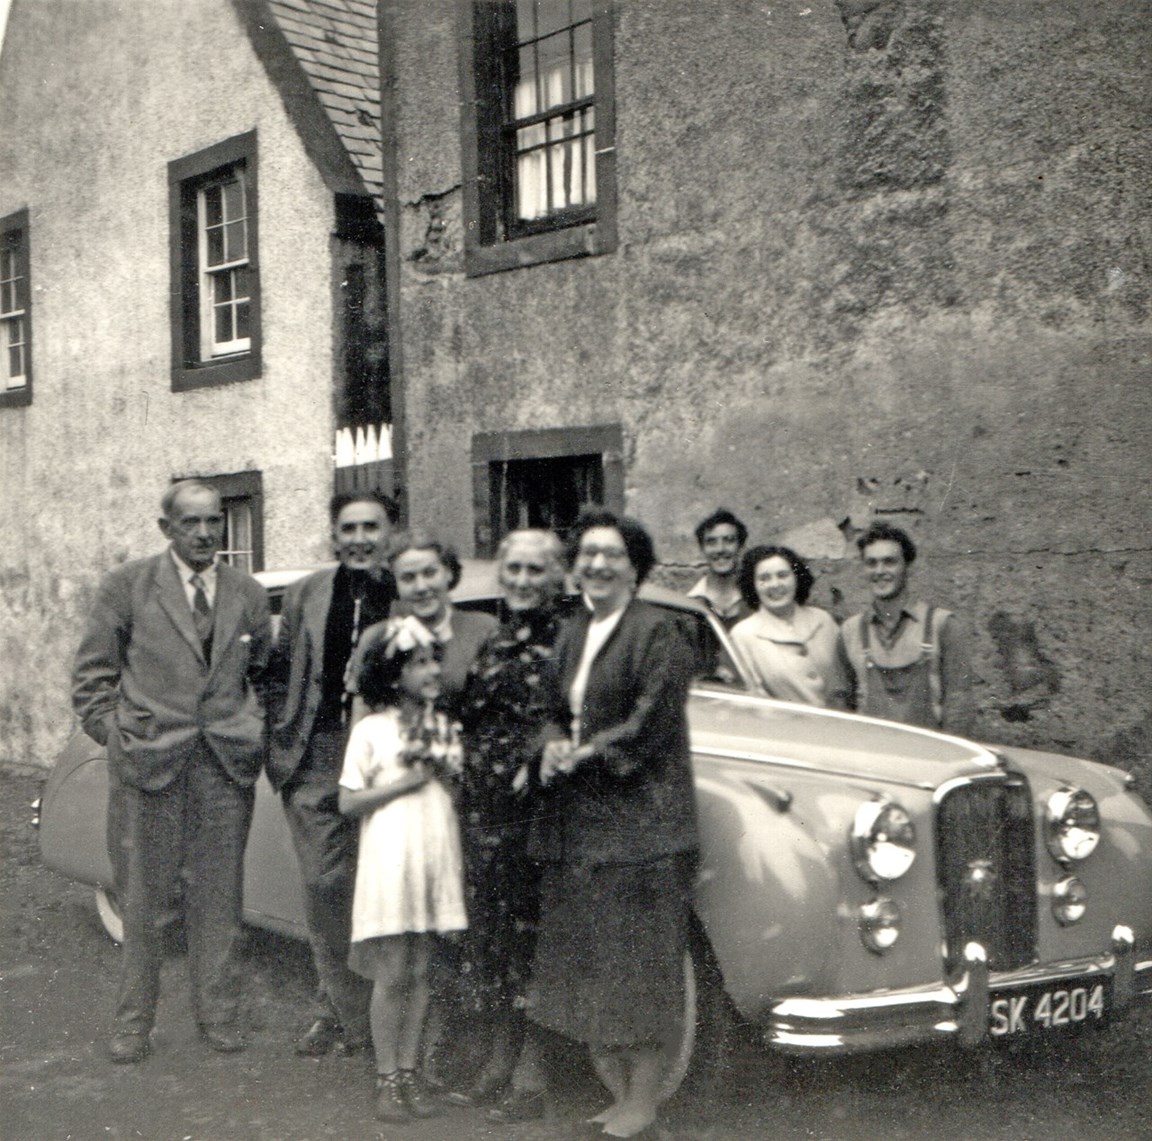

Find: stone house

[1,0,1149,778]
[377,0,1149,771]
[0,0,393,765]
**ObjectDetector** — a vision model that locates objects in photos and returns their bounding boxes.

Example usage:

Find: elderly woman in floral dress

[447,529,569,1121]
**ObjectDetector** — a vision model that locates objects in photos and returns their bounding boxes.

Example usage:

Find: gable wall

[0,0,343,765]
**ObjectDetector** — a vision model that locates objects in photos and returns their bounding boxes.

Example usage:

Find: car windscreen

[657,605,745,690]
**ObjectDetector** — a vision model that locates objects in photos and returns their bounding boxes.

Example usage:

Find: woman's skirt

[524,851,696,1052]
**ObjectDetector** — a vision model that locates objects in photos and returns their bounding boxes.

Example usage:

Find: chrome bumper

[767,926,1152,1053]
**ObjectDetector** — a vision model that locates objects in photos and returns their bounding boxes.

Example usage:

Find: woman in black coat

[528,509,698,1140]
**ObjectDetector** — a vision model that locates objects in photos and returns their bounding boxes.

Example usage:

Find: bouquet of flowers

[400,701,464,781]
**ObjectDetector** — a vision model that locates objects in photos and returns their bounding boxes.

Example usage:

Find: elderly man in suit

[72,480,272,1064]
[267,490,397,1057]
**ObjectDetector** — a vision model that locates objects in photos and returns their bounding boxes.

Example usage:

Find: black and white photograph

[1,1,1149,1138]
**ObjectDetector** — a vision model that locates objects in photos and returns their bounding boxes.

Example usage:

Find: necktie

[190,573,213,658]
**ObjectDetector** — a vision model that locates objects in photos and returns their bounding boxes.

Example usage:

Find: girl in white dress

[338,616,466,1124]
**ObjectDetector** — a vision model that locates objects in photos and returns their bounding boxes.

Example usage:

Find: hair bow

[382,614,438,658]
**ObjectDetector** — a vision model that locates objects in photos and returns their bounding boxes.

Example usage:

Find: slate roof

[264,0,383,206]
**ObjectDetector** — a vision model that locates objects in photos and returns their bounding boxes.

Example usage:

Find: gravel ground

[3,766,1151,1140]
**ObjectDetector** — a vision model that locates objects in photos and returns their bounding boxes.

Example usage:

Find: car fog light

[852,799,917,882]
[1052,876,1088,925]
[1046,788,1100,862]
[860,898,902,954]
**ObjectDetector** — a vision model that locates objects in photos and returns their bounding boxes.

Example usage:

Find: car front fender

[693,765,839,1024]
[39,730,115,890]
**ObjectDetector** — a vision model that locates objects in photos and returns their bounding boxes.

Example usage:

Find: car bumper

[767,925,1152,1053]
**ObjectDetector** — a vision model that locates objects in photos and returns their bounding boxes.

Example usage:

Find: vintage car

[36,561,1152,1090]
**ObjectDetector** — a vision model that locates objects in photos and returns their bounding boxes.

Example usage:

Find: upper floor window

[169,132,261,391]
[1,209,32,408]
[461,1,617,276]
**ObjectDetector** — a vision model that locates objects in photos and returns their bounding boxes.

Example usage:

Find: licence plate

[989,978,1110,1038]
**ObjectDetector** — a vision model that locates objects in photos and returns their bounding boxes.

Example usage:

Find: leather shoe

[487,1088,547,1123]
[375,1072,410,1123]
[107,1031,151,1064]
[294,1016,341,1057]
[199,1023,246,1053]
[604,1125,661,1140]
[332,1035,371,1057]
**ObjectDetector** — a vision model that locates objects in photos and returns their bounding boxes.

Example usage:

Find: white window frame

[219,497,255,574]
[196,169,251,360]
[169,131,260,391]
[1,225,28,392]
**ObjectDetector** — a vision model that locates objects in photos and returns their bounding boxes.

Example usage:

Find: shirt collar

[170,547,217,585]
[582,592,632,623]
[685,576,710,599]
[868,598,916,632]
[687,575,743,618]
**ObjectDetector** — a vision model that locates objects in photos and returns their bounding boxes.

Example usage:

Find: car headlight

[852,799,917,882]
[1051,876,1088,925]
[1045,787,1100,862]
[859,897,902,953]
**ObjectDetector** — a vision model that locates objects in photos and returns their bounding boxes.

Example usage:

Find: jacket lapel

[155,552,206,664]
[303,569,337,670]
[209,564,247,675]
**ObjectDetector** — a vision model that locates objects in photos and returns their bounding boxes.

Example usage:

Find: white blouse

[568,600,628,744]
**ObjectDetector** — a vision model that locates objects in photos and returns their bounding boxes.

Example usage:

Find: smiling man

[72,480,272,1063]
[686,508,751,629]
[839,522,974,736]
[267,490,398,1057]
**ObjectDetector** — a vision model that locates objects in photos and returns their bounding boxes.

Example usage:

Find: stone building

[377,0,1149,770]
[1,0,1149,777]
[0,0,393,765]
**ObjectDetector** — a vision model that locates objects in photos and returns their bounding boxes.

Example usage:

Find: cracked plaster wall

[386,0,1150,770]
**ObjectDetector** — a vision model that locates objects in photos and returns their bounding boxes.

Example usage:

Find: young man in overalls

[839,522,975,736]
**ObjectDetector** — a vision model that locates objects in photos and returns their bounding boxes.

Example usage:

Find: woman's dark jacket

[532,597,699,867]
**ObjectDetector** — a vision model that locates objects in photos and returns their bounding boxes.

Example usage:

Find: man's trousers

[113,747,254,1035]
[281,727,371,1041]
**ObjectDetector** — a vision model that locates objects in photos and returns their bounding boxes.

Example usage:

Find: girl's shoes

[374,1072,410,1123]
[398,1069,441,1119]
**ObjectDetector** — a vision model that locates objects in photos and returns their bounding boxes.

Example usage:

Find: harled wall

[383,0,1151,772]
[0,0,342,766]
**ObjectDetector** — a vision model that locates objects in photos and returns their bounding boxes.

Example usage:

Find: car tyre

[658,950,699,1102]
[95,885,124,943]
[661,916,749,1108]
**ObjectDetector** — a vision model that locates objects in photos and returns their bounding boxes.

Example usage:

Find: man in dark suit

[72,480,272,1063]
[267,491,397,1057]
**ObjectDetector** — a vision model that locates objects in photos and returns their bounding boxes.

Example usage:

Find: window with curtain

[461,0,617,275]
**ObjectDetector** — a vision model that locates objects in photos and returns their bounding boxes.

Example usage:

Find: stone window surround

[471,422,625,556]
[458,0,618,277]
[168,131,262,391]
[0,207,32,409]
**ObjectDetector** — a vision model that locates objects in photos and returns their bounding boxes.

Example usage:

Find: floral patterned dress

[455,604,562,1018]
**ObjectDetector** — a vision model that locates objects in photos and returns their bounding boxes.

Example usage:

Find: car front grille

[935,774,1037,974]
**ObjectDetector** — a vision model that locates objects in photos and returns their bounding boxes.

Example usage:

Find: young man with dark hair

[839,522,975,736]
[268,490,399,1057]
[686,508,751,629]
